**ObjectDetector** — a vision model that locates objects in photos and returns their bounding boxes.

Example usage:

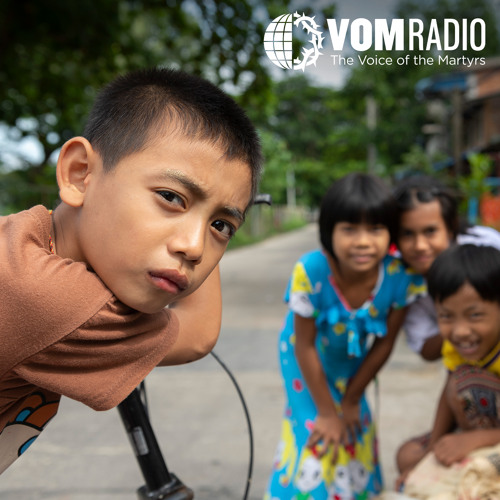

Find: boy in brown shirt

[0,67,262,473]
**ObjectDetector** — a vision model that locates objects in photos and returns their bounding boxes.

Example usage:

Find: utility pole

[451,88,463,177]
[286,168,296,209]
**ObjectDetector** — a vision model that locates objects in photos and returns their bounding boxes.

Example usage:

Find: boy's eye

[469,312,484,320]
[437,312,451,321]
[212,220,235,238]
[158,190,184,207]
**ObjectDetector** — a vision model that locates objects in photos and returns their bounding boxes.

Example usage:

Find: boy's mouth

[453,339,481,358]
[148,270,189,294]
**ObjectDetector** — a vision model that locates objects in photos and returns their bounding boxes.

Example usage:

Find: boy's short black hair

[393,175,459,238]
[83,67,262,200]
[319,173,397,258]
[428,244,500,304]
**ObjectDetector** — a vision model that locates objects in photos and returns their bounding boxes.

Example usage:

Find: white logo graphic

[264,12,324,71]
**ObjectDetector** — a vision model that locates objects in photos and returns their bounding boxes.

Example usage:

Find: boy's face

[436,282,500,362]
[72,133,252,313]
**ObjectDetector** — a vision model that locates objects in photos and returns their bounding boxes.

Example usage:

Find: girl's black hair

[393,175,460,238]
[428,244,500,304]
[319,173,396,258]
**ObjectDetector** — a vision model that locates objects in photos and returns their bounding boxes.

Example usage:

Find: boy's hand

[394,468,412,492]
[307,413,345,463]
[433,433,474,466]
[340,398,361,443]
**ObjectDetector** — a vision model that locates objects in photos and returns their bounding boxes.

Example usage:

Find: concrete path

[0,224,445,499]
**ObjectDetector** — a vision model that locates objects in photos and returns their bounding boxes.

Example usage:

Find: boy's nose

[170,219,205,264]
[450,321,471,340]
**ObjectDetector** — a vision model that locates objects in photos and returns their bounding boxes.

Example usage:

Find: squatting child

[396,244,500,488]
[0,67,262,473]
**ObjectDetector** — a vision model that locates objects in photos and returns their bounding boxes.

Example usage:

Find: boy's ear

[56,137,99,207]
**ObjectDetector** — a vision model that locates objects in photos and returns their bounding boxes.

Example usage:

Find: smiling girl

[263,173,425,500]
[394,175,500,361]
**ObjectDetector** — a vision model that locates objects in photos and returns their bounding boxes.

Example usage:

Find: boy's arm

[430,372,500,465]
[342,306,406,435]
[420,334,443,361]
[433,428,500,466]
[157,265,222,366]
[428,375,456,447]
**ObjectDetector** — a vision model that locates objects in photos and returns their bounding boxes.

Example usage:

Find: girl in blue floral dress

[263,173,425,500]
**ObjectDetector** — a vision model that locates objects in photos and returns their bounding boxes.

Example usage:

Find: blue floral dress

[264,250,425,500]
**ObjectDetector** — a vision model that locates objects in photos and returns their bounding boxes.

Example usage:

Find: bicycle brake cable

[210,350,254,500]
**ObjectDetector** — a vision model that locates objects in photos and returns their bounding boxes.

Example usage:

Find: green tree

[396,0,500,58]
[330,0,500,179]
[337,49,436,175]
[258,130,294,206]
[0,0,283,212]
[255,74,352,207]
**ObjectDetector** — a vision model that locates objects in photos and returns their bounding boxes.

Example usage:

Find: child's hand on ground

[433,433,477,466]
[341,398,361,443]
[394,468,412,492]
[307,413,345,462]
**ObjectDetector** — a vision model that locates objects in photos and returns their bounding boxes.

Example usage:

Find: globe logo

[264,13,295,69]
[264,12,325,72]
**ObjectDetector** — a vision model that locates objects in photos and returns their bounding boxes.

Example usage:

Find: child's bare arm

[428,376,456,447]
[420,334,443,361]
[434,428,500,466]
[396,377,456,483]
[157,265,222,366]
[430,372,500,465]
[342,306,406,435]
[295,314,345,460]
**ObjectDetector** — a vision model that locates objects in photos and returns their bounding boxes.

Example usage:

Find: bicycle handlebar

[118,387,194,500]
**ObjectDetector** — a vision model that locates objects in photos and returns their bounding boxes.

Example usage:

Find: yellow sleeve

[441,339,465,372]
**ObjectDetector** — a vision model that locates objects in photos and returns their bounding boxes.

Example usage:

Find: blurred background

[2,0,500,240]
[2,1,500,498]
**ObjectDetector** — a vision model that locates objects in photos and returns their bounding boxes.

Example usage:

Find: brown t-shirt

[0,206,179,472]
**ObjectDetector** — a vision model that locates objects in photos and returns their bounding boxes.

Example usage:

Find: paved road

[0,224,445,499]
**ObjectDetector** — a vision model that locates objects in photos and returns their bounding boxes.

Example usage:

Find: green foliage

[258,130,293,205]
[228,204,309,250]
[337,0,500,178]
[0,164,59,213]
[0,0,281,212]
[456,153,493,222]
[2,0,499,217]
[337,49,438,176]
[396,0,500,57]
[458,152,493,198]
[255,75,353,208]
[395,144,446,176]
